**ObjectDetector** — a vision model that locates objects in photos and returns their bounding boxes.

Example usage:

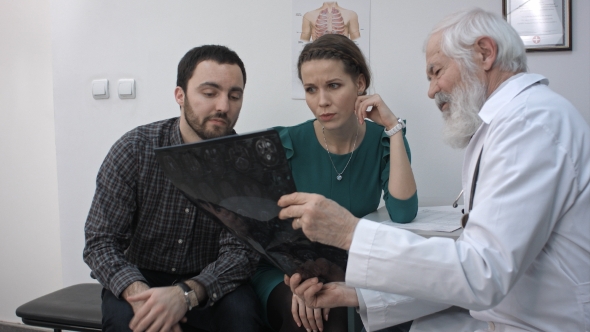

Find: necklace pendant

[336,174,343,181]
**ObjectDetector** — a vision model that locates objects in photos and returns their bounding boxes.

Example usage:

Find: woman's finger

[298,295,312,331]
[306,305,319,331]
[314,307,324,331]
[291,294,302,328]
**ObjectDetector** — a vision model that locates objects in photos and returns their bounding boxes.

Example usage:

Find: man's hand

[287,273,359,309]
[278,193,360,250]
[127,286,187,332]
[122,281,150,316]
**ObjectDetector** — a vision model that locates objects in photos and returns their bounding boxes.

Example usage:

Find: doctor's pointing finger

[277,192,360,251]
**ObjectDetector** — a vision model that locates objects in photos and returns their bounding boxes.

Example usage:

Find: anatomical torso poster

[292,1,371,99]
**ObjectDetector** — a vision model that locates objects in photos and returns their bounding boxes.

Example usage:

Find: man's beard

[183,97,236,140]
[435,74,486,149]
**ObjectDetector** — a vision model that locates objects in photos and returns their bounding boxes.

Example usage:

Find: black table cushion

[16,283,102,330]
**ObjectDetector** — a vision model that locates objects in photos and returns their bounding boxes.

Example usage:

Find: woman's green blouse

[274,119,417,222]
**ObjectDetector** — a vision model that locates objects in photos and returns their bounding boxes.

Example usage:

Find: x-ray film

[154,129,347,282]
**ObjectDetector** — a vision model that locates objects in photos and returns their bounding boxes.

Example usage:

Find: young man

[84,45,263,332]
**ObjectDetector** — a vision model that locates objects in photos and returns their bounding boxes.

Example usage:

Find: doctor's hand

[287,273,359,309]
[127,286,187,332]
[278,193,360,250]
[354,94,398,131]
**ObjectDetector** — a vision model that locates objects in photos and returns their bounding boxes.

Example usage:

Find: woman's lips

[320,113,336,121]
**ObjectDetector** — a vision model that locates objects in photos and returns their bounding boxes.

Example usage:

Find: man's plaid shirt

[83,117,259,305]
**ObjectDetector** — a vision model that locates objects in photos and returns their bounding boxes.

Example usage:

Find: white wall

[0,0,63,323]
[0,0,588,323]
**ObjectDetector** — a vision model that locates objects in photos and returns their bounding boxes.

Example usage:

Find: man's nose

[427,80,438,99]
[216,96,230,113]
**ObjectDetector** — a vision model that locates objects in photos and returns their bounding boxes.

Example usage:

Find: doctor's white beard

[436,74,486,149]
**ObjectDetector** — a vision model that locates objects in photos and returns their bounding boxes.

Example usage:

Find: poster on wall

[292,1,371,99]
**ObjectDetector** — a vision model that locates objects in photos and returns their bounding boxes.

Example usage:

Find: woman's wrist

[384,118,405,137]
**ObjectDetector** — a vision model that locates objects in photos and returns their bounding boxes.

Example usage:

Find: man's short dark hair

[176,45,246,92]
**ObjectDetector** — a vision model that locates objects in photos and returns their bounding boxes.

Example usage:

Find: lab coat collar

[478,73,548,124]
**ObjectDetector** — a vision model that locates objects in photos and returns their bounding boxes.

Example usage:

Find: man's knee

[101,288,133,332]
[212,284,263,330]
[217,284,260,315]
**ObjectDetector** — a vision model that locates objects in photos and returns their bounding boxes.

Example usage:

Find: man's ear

[474,36,497,71]
[174,86,185,107]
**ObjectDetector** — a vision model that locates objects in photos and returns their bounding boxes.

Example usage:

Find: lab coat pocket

[576,281,590,331]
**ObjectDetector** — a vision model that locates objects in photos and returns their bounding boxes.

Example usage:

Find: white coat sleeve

[356,287,451,331]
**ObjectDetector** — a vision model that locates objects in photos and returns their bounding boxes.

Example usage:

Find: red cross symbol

[532,36,541,44]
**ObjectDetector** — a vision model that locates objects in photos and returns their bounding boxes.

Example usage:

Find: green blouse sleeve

[380,127,418,223]
[273,126,294,160]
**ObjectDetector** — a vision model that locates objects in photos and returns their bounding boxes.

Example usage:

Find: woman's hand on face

[355,94,398,130]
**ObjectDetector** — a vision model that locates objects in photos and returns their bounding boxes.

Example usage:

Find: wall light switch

[92,79,109,99]
[118,79,136,99]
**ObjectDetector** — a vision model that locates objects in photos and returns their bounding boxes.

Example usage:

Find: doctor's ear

[474,36,498,71]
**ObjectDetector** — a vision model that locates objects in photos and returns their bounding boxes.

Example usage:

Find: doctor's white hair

[427,8,527,74]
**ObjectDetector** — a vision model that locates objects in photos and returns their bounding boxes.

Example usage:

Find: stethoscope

[452,190,463,208]
[452,147,483,228]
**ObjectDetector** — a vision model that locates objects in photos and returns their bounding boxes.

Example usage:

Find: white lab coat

[347,74,590,331]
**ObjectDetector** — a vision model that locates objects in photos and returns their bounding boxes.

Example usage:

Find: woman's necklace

[322,123,359,181]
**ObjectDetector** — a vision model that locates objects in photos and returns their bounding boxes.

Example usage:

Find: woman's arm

[355,94,418,223]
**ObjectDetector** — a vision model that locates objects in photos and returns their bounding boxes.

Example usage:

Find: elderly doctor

[279,8,590,332]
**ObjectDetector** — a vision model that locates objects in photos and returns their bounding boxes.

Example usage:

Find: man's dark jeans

[101,269,263,332]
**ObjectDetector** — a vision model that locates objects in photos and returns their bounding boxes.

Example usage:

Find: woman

[252,34,418,332]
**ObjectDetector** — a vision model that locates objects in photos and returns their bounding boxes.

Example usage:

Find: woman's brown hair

[297,34,371,94]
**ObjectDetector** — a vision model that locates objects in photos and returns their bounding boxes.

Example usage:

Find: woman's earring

[358,91,363,96]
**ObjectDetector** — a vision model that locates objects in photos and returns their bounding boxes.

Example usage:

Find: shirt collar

[478,73,548,124]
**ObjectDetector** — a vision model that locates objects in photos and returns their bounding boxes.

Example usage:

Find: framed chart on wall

[503,0,572,52]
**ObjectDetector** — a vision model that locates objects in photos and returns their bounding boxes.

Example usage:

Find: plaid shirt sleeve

[192,227,260,306]
[83,133,147,297]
